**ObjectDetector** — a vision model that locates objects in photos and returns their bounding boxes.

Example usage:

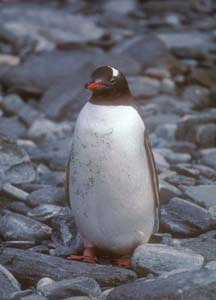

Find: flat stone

[132,244,204,276]
[107,269,216,300]
[38,277,101,299]
[161,197,216,237]
[175,231,216,263]
[0,116,26,139]
[0,264,21,297]
[128,76,160,98]
[185,185,216,209]
[0,210,51,242]
[28,187,65,208]
[159,181,182,204]
[200,148,216,169]
[0,248,137,288]
[0,134,36,184]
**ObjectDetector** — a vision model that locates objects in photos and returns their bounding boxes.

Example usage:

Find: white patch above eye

[108,66,119,78]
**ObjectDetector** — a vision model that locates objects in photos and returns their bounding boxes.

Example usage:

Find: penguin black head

[85,66,132,103]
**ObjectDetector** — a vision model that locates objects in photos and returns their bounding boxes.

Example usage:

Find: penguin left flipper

[144,133,160,233]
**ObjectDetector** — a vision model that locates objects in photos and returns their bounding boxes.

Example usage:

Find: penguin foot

[113,257,131,268]
[67,247,97,264]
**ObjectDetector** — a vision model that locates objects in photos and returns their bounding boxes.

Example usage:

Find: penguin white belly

[69,102,155,254]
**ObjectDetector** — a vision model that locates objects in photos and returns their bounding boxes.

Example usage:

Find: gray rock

[172,163,200,178]
[175,231,216,263]
[61,297,90,300]
[28,205,68,222]
[0,94,42,126]
[196,123,216,148]
[0,248,137,287]
[0,116,26,140]
[113,35,181,72]
[37,277,56,290]
[38,277,101,299]
[21,295,47,300]
[0,211,51,242]
[0,264,21,297]
[185,185,216,209]
[159,181,182,204]
[190,66,216,89]
[144,114,180,132]
[182,85,210,109]
[200,148,216,169]
[161,197,216,237]
[176,111,216,143]
[0,135,36,185]
[28,187,65,208]
[128,76,160,98]
[132,244,204,276]
[28,119,73,142]
[205,261,216,270]
[0,4,103,49]
[107,269,216,300]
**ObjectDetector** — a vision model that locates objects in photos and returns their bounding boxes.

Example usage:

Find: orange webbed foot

[67,247,97,264]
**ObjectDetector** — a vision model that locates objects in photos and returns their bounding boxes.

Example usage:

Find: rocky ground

[0,0,215,299]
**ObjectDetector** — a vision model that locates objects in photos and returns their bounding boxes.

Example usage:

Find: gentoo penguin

[66,66,160,266]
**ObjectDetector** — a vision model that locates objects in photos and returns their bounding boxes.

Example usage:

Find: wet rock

[200,148,216,169]
[159,181,182,204]
[132,244,204,276]
[113,35,181,72]
[0,248,137,287]
[0,135,36,184]
[0,264,21,297]
[0,116,26,140]
[38,277,101,299]
[2,183,29,203]
[8,201,30,215]
[28,187,65,208]
[161,197,216,237]
[37,277,56,290]
[107,269,216,300]
[0,211,51,242]
[185,185,216,209]
[175,231,216,263]
[128,76,160,98]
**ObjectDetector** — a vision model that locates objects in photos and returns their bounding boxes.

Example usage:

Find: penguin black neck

[89,84,132,106]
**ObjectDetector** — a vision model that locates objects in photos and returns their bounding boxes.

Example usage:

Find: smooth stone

[0,248,137,287]
[172,163,200,178]
[28,119,73,142]
[37,277,56,290]
[132,244,204,276]
[185,185,216,209]
[176,111,216,142]
[205,261,216,270]
[0,211,51,242]
[190,66,216,88]
[165,173,196,190]
[0,94,42,126]
[144,67,170,79]
[0,264,21,297]
[128,76,160,98]
[0,134,36,185]
[28,187,65,208]
[155,124,177,142]
[1,241,35,250]
[200,148,216,169]
[28,205,68,222]
[144,114,180,132]
[161,197,216,237]
[0,116,26,140]
[196,123,216,148]
[38,277,101,299]
[2,183,29,203]
[182,85,210,109]
[107,269,216,300]
[113,35,181,72]
[175,231,216,263]
[61,297,90,300]
[159,181,182,204]
[21,295,47,300]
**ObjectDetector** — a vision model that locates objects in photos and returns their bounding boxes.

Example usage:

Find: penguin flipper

[65,158,71,208]
[144,133,160,233]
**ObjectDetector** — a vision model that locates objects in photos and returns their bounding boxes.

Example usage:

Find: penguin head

[85,66,131,102]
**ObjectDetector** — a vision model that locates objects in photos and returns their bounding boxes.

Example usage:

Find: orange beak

[86,82,105,90]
